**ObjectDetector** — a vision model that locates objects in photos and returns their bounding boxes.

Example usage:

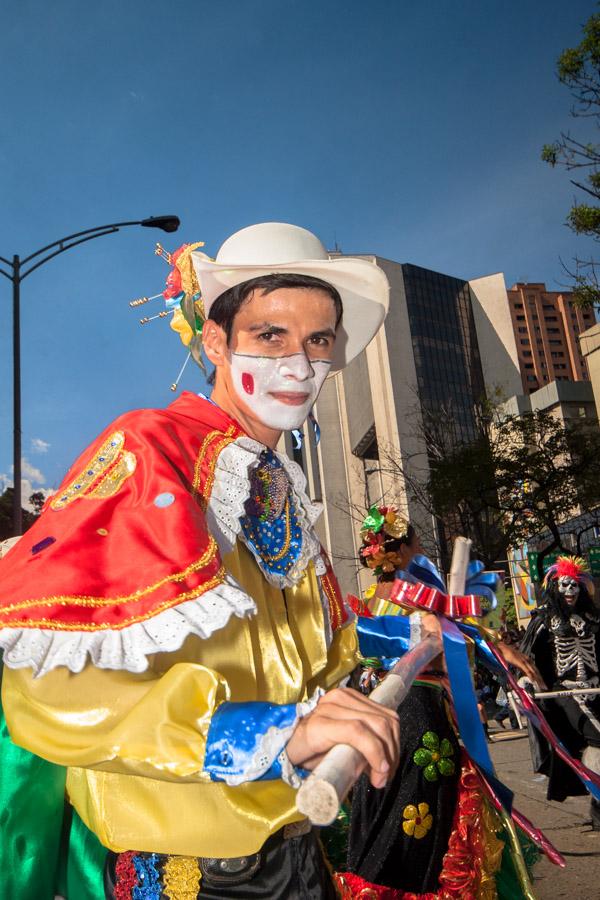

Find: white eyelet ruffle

[0,575,256,677]
[206,436,324,588]
[0,437,325,676]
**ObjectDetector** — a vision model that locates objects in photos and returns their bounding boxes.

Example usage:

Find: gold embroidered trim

[0,537,220,616]
[88,450,136,499]
[192,425,238,509]
[321,571,343,631]
[163,855,202,899]
[51,431,136,510]
[0,568,225,630]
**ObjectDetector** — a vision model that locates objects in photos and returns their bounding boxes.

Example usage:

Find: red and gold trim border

[0,538,223,631]
[320,551,348,633]
[192,424,240,509]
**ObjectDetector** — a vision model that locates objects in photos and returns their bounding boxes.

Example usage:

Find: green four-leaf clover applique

[413,731,455,782]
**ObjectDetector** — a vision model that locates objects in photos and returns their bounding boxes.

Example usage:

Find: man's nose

[279,353,315,381]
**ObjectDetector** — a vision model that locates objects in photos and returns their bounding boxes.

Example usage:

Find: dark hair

[208,273,343,342]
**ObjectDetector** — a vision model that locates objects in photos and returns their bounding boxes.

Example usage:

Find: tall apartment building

[507,282,594,394]
[289,262,523,598]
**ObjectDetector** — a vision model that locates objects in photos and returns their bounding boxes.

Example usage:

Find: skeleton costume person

[522,556,600,828]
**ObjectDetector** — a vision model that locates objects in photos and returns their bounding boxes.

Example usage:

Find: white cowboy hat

[191,222,389,371]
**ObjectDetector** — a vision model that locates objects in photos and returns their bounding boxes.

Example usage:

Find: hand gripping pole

[295,538,471,825]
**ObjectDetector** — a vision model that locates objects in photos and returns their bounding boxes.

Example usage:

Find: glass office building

[402,263,486,443]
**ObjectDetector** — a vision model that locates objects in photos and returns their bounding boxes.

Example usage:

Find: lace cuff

[204,690,323,786]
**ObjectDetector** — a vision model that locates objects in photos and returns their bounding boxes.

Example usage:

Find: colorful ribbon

[390,579,483,618]
[402,555,500,612]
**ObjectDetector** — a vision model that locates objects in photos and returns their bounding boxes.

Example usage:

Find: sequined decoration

[246,452,288,521]
[51,431,137,510]
[163,855,202,899]
[115,851,138,900]
[241,450,302,578]
[132,853,161,899]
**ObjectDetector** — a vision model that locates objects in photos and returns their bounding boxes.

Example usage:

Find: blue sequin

[154,492,175,508]
[132,854,161,899]
[31,536,56,555]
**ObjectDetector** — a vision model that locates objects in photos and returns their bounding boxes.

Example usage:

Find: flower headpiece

[130,241,212,389]
[543,555,595,597]
[359,505,410,576]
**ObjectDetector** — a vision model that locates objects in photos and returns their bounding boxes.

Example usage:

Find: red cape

[0,394,244,632]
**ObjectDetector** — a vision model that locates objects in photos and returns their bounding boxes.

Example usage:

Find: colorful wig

[542,555,595,598]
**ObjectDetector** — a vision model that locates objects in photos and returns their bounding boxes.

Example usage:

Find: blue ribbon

[465,560,499,609]
[406,554,447,592]
[356,615,414,660]
[441,618,513,810]
[400,555,509,805]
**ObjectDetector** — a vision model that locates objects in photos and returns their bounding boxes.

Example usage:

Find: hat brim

[191,254,389,371]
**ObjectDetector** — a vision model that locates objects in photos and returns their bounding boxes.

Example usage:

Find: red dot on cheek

[241,373,255,395]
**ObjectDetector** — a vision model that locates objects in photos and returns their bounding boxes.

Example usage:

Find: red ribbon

[390,579,482,618]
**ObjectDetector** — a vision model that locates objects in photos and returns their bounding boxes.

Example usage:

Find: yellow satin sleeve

[2,661,229,782]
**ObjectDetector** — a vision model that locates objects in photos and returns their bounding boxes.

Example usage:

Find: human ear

[202,320,229,370]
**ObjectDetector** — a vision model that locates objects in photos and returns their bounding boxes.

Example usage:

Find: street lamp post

[0,215,180,536]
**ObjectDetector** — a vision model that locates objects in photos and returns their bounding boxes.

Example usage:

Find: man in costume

[0,222,423,899]
[522,555,600,830]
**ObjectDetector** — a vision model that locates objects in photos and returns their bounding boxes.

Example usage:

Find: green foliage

[568,203,600,236]
[426,406,600,562]
[0,488,42,541]
[543,11,600,308]
[502,590,518,630]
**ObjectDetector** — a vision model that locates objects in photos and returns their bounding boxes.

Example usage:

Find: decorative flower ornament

[129,241,211,389]
[359,504,410,577]
[413,731,455,781]
[402,802,433,839]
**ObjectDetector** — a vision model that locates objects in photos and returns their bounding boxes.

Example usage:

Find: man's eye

[258,332,277,341]
[309,336,329,346]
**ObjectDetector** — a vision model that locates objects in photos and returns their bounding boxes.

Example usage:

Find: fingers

[318,687,400,724]
[287,687,401,788]
[304,713,399,788]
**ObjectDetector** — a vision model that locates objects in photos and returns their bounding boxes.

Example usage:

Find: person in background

[337,507,544,898]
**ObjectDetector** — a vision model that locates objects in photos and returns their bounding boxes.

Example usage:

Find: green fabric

[0,692,65,900]
[320,803,351,871]
[1,661,107,900]
[495,826,540,900]
[57,808,107,900]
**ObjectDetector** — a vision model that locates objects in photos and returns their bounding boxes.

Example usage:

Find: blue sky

[0,0,598,499]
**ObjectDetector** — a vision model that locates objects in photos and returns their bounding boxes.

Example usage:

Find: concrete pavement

[489,725,600,899]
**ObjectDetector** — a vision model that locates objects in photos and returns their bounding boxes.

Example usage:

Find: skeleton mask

[558,575,580,606]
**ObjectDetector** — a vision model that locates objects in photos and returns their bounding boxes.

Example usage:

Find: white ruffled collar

[205,435,324,588]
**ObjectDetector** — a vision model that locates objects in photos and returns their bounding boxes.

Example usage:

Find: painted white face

[558,575,580,606]
[230,351,331,430]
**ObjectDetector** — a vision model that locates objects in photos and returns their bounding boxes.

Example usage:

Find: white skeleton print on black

[550,613,599,682]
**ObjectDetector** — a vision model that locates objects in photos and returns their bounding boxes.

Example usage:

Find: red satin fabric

[390,581,481,619]
[0,394,243,632]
